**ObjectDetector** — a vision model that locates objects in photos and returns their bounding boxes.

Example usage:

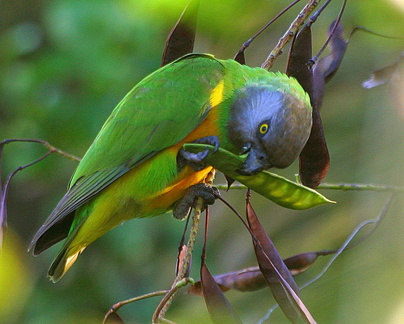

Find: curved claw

[180,147,210,164]
[193,136,220,153]
[178,136,220,171]
[173,183,219,219]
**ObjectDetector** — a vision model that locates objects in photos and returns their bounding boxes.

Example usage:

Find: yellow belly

[50,81,226,280]
[66,109,220,255]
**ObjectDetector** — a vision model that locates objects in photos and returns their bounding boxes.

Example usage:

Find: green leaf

[183,143,335,210]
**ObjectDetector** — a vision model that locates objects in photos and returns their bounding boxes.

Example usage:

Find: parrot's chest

[133,113,222,215]
[145,165,214,215]
[106,105,222,218]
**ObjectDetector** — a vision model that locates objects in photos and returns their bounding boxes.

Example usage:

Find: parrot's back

[29,54,310,281]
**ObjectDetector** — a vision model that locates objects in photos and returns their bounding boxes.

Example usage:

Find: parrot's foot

[177,136,220,171]
[173,183,219,219]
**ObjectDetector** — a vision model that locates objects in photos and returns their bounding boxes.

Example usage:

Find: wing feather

[30,54,225,253]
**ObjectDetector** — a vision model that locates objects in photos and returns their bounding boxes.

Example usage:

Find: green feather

[30,54,225,253]
[29,53,312,281]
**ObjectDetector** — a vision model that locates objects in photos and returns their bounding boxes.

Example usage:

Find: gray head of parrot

[227,85,312,175]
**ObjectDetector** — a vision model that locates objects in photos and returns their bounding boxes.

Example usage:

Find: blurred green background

[1,0,403,323]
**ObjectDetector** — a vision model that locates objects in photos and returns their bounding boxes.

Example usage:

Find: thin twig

[153,170,216,323]
[318,182,404,192]
[0,138,81,162]
[152,199,203,323]
[259,193,396,323]
[261,0,321,70]
[303,194,395,288]
[217,193,316,323]
[0,138,81,248]
[214,182,404,193]
[103,290,169,323]
[234,0,302,59]
[310,0,347,65]
[306,0,332,27]
[349,26,404,41]
[1,151,54,239]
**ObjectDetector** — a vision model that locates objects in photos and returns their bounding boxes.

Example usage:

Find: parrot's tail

[48,246,86,282]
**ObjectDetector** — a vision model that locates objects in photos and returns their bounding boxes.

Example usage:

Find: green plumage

[30,53,311,281]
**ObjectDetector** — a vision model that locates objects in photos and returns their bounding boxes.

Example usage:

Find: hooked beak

[236,146,271,175]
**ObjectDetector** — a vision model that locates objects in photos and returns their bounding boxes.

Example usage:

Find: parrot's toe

[193,136,220,152]
[179,148,210,166]
[177,136,220,171]
[173,183,219,219]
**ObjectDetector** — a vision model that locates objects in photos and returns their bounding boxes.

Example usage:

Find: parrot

[29,53,312,282]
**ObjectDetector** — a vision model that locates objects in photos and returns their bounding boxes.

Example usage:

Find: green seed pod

[183,143,335,209]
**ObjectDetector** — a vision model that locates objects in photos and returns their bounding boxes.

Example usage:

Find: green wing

[30,54,226,254]
[72,53,226,181]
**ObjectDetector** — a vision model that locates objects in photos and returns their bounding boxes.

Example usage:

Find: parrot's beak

[236,146,271,175]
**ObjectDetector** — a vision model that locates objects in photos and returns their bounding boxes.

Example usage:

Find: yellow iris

[259,123,269,134]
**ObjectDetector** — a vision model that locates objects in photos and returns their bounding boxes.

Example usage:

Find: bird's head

[227,82,312,175]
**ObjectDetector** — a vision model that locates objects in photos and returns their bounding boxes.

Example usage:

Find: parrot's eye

[258,123,269,136]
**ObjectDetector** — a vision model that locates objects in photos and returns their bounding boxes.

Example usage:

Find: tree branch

[261,0,321,70]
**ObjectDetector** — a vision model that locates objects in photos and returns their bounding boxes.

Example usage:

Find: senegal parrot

[30,53,312,282]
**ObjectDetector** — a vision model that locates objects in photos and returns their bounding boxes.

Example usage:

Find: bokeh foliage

[1,0,403,323]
